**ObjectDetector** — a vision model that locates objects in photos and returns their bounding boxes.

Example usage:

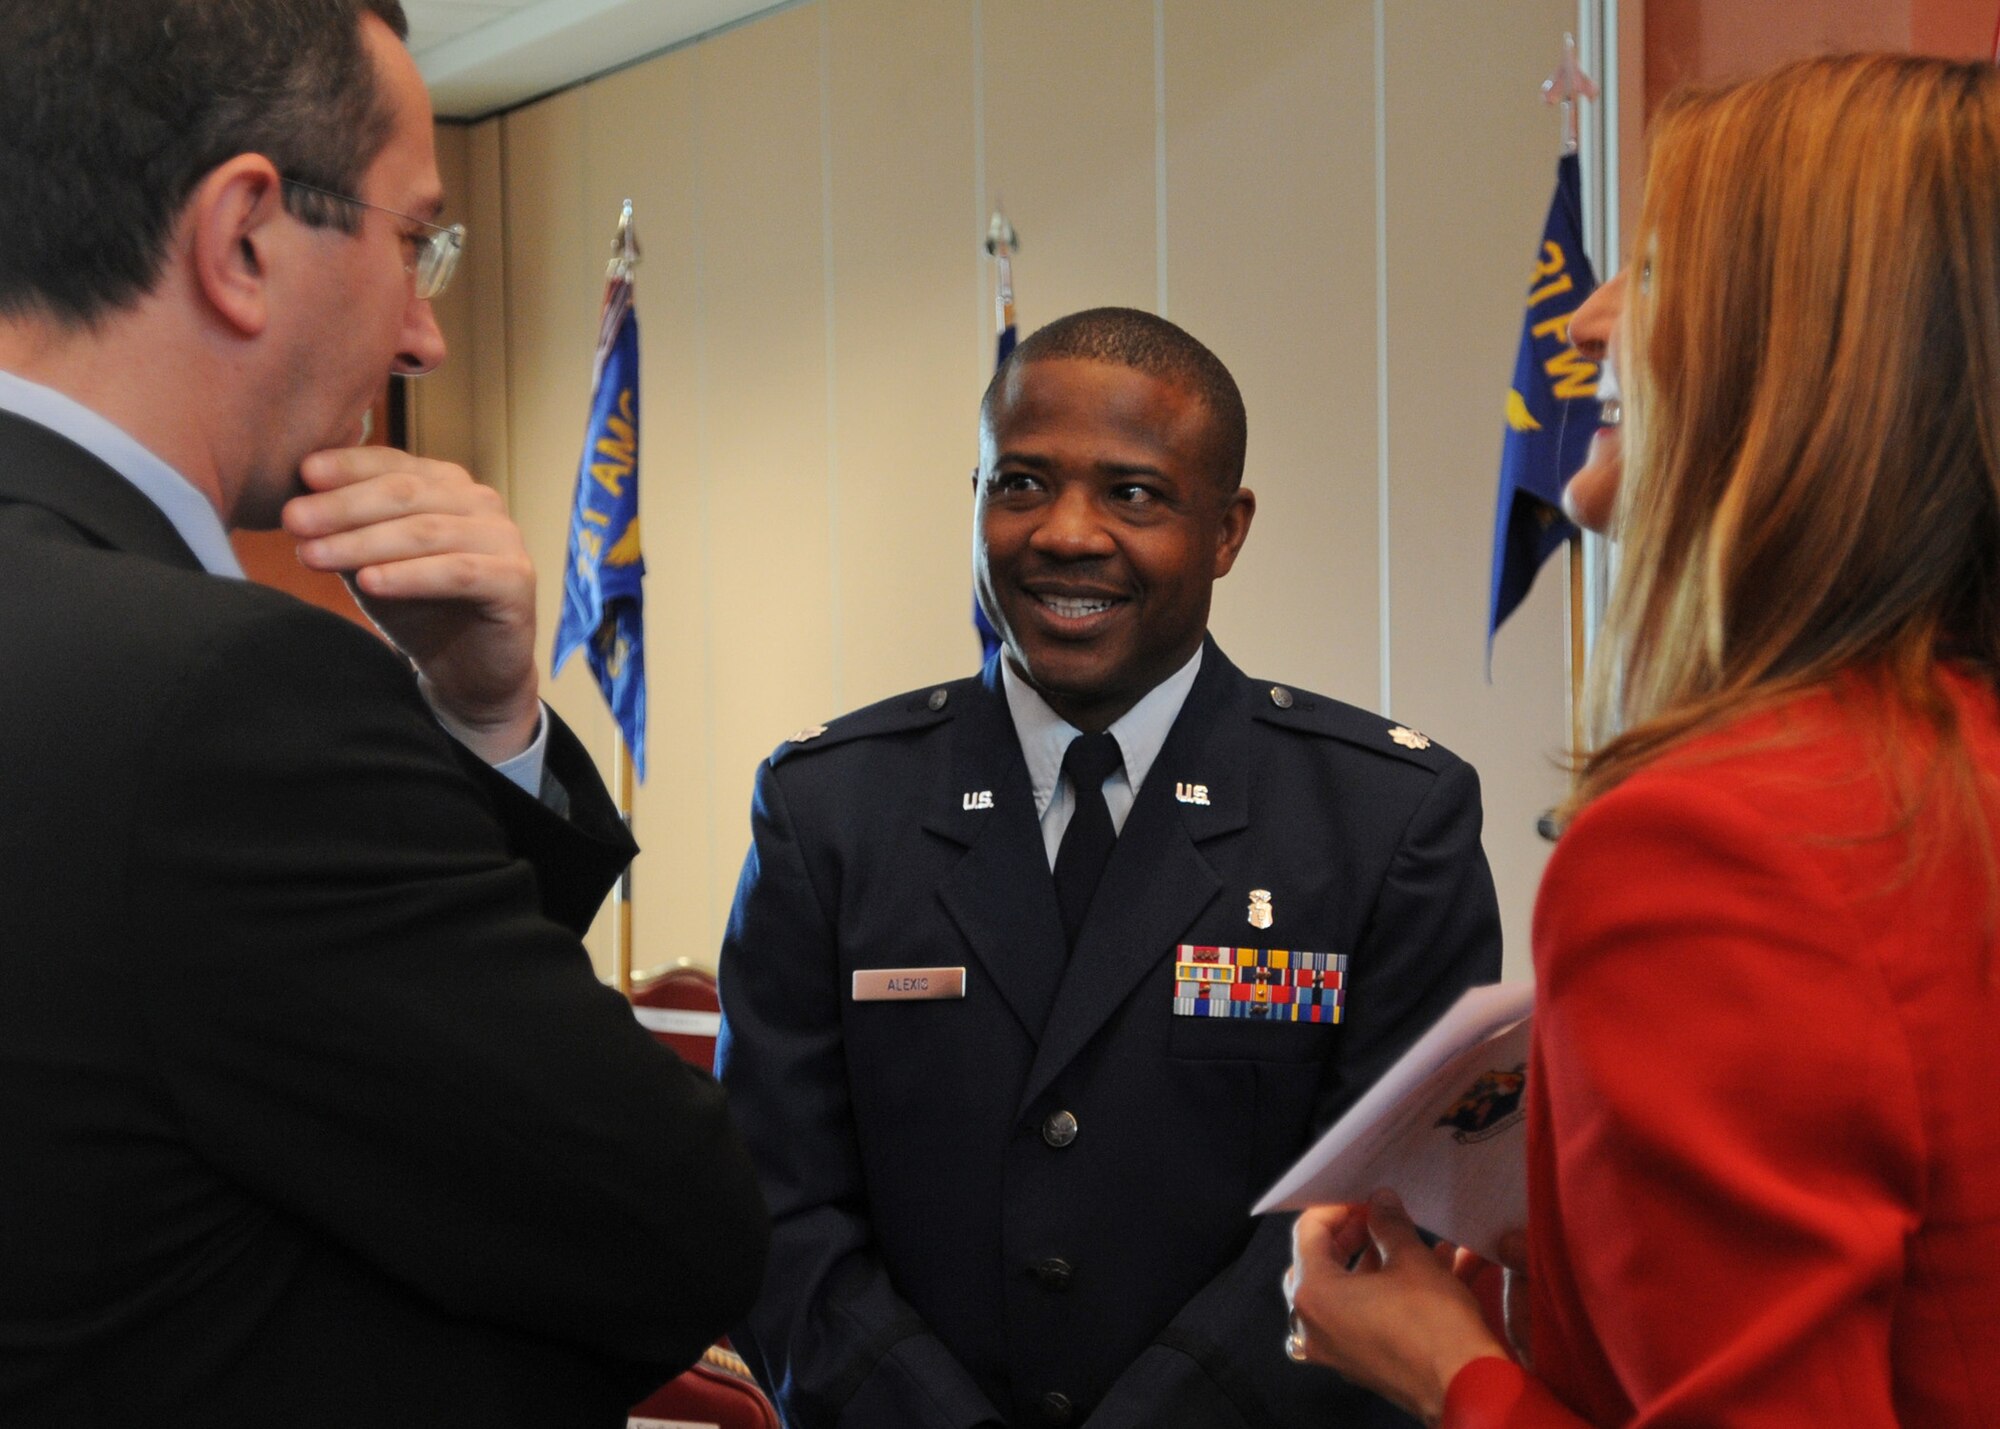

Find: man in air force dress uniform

[719,308,1500,1429]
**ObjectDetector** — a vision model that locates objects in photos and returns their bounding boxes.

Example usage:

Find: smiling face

[1562,269,1626,534]
[975,357,1254,732]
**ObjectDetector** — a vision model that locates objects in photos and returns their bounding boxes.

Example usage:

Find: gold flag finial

[608,198,641,280]
[984,205,1018,257]
[1541,34,1598,155]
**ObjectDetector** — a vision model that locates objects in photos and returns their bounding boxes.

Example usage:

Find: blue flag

[1489,153,1600,643]
[553,272,647,779]
[974,254,1020,661]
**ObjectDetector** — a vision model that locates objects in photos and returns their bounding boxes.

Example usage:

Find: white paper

[1253,982,1534,1262]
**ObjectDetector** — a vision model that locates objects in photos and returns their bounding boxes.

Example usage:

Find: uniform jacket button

[1039,1390,1075,1425]
[1041,1110,1079,1148]
[1033,1256,1074,1291]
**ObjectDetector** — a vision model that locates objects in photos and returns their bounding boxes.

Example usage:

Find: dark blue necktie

[1054,731,1123,951]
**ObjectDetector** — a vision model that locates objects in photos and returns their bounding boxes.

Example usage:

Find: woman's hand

[1494,1228,1531,1368]
[1284,1191,1511,1425]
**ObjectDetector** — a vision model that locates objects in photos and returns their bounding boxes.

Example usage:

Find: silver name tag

[852,967,967,1001]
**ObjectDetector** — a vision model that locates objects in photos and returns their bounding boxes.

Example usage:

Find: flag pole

[986,205,1019,355]
[608,201,640,997]
[553,198,647,982]
[1567,539,1586,759]
[972,206,1021,659]
[1544,34,1597,778]
[612,725,635,996]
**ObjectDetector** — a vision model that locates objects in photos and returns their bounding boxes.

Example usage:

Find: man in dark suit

[718,308,1501,1427]
[0,3,766,1425]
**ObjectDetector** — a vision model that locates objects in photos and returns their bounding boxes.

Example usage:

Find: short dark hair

[982,306,1249,491]
[0,0,410,325]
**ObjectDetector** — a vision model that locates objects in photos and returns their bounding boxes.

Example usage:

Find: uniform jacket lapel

[923,662,1071,1040]
[0,409,206,572]
[1019,640,1253,1116]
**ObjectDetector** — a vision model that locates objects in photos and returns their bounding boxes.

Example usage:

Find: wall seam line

[819,0,844,713]
[1154,0,1168,317]
[692,49,722,948]
[971,0,990,367]
[1373,0,1393,716]
[497,118,516,515]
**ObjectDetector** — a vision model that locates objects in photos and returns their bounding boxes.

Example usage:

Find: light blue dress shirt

[1000,645,1203,869]
[0,368,547,793]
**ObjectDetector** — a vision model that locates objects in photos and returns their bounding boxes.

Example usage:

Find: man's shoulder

[2,517,389,681]
[1233,670,1466,775]
[766,673,984,769]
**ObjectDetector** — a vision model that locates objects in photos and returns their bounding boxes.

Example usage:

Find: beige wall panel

[490,53,714,980]
[1383,2,1579,979]
[1645,0,1906,114]
[579,55,707,981]
[982,0,1160,322]
[413,123,477,474]
[499,87,619,965]
[695,5,838,949]
[1911,0,1999,55]
[464,120,513,502]
[824,0,990,706]
[1164,0,1381,707]
[429,0,1610,982]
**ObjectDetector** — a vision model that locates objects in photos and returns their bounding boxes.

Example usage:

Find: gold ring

[1284,1313,1309,1364]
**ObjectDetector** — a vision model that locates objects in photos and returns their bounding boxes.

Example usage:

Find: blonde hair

[1575,55,2000,814]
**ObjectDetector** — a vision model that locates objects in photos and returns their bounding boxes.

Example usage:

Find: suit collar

[1145,637,1253,841]
[1017,638,1253,1112]
[921,656,1023,847]
[926,642,1260,1066]
[998,645,1204,823]
[0,408,208,573]
[927,659,1071,1039]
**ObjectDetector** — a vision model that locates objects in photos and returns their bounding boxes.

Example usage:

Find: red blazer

[1445,669,2000,1428]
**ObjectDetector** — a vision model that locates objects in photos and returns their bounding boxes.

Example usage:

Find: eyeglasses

[280,177,466,300]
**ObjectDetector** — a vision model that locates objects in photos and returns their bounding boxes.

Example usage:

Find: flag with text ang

[553,271,647,778]
[1488,152,1600,643]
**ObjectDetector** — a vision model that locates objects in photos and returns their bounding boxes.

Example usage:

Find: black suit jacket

[0,410,769,1427]
[718,644,1501,1428]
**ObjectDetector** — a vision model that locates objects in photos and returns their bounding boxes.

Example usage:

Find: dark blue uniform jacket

[719,640,1500,1428]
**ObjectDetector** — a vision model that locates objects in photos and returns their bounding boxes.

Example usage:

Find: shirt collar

[0,368,243,577]
[1001,645,1204,814]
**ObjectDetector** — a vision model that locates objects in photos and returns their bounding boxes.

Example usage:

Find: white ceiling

[404,0,783,121]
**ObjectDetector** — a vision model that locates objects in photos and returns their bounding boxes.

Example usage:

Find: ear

[184,155,289,338]
[1211,485,1256,579]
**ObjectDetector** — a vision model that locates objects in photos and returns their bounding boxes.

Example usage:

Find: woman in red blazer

[1284,53,2000,1426]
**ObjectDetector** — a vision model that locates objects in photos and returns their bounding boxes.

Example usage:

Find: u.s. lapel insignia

[789,723,828,744]
[962,790,994,810]
[1175,781,1211,806]
[1388,725,1431,751]
[1247,888,1273,930]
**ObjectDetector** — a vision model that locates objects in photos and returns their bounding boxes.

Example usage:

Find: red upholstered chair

[629,964,722,1073]
[623,967,777,1428]
[627,1344,778,1429]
